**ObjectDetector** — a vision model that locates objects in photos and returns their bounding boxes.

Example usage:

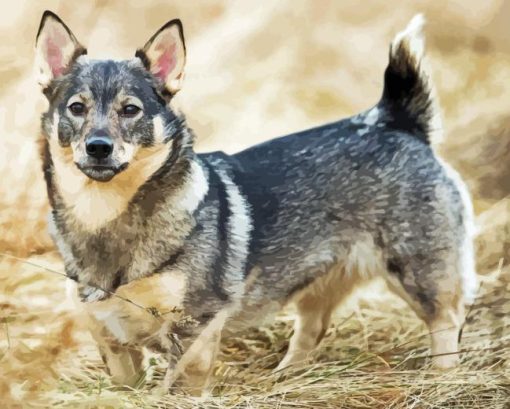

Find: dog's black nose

[85,135,113,159]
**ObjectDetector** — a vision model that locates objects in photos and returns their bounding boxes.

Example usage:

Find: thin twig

[4,322,10,349]
[0,252,162,321]
[412,343,510,361]
[459,280,484,343]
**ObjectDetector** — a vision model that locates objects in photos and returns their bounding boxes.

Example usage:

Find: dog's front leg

[164,328,222,396]
[87,318,145,387]
[97,337,145,387]
[79,284,109,302]
[163,311,227,396]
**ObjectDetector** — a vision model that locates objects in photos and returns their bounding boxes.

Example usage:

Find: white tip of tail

[391,14,426,61]
[383,14,443,145]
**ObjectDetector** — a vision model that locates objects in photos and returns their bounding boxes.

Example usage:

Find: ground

[0,1,509,408]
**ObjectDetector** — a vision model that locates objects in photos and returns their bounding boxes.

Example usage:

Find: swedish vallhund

[36,10,477,394]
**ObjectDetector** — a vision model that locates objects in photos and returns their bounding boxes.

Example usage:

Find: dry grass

[0,1,509,408]
[1,255,508,408]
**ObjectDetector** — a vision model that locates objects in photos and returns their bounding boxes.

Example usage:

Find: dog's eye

[68,102,86,116]
[121,105,141,117]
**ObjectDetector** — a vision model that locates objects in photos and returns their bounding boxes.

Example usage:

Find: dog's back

[203,15,475,303]
[203,16,476,369]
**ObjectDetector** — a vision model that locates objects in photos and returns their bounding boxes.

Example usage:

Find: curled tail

[379,14,441,144]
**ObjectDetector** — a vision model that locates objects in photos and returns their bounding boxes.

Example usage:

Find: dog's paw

[79,285,109,302]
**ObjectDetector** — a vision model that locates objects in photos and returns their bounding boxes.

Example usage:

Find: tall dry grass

[0,1,508,407]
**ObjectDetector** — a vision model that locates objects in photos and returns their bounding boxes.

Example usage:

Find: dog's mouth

[76,163,128,182]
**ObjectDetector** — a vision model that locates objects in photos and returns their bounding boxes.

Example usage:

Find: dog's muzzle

[85,134,114,160]
[77,132,128,182]
[76,162,128,182]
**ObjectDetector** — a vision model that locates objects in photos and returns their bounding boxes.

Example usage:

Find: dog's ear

[35,11,86,89]
[136,19,186,95]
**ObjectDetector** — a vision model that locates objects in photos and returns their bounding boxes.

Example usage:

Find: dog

[36,10,477,394]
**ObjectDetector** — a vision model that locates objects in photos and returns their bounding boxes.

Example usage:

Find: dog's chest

[54,205,192,289]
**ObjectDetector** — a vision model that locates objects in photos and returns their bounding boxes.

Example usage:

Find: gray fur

[37,12,476,385]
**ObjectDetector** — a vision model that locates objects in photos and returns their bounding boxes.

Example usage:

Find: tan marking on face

[67,93,87,106]
[50,138,171,231]
[112,90,144,121]
[118,92,144,110]
[64,89,93,145]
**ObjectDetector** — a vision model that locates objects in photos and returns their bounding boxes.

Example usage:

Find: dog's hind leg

[275,293,334,371]
[384,250,468,369]
[428,302,465,369]
[275,265,359,371]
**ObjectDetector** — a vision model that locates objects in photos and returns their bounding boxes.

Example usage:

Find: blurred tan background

[0,0,509,265]
[0,1,509,405]
[0,0,509,264]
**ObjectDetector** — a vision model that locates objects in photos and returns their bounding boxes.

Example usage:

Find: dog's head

[36,11,187,183]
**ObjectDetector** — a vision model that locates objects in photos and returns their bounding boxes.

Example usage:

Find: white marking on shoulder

[363,107,379,126]
[223,173,252,253]
[216,168,253,297]
[173,160,209,214]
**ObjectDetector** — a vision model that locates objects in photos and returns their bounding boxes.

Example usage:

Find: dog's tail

[378,14,441,144]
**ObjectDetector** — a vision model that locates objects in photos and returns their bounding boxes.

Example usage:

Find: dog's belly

[84,270,187,345]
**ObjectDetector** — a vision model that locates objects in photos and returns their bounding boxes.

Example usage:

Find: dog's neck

[42,129,211,293]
